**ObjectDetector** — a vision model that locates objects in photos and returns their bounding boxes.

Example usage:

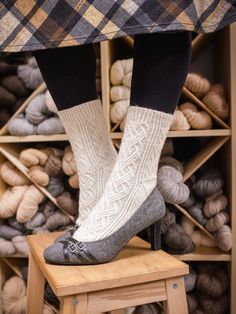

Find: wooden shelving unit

[0,23,236,313]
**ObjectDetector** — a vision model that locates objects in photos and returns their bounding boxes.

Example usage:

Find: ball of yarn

[110,85,130,102]
[110,59,133,85]
[47,176,64,197]
[214,225,232,251]
[57,191,78,216]
[42,201,57,218]
[187,202,207,226]
[0,161,30,186]
[62,145,77,176]
[0,86,17,106]
[44,155,63,177]
[159,156,184,174]
[184,269,197,292]
[170,110,190,131]
[37,116,65,135]
[12,235,29,256]
[68,173,79,189]
[205,211,229,233]
[7,114,37,135]
[199,295,228,314]
[0,237,16,255]
[194,169,224,197]
[122,72,132,88]
[185,73,211,98]
[25,212,46,230]
[156,166,189,204]
[203,194,228,217]
[0,225,23,240]
[1,276,26,314]
[0,186,28,219]
[17,185,45,223]
[17,57,43,89]
[44,211,71,231]
[20,148,49,167]
[1,75,29,98]
[205,188,223,202]
[110,100,129,123]
[164,223,195,253]
[196,264,228,297]
[45,90,58,113]
[181,193,196,208]
[202,84,229,120]
[179,102,212,129]
[28,166,50,186]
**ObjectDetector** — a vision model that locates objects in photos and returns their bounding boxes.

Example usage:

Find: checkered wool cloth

[1,0,236,52]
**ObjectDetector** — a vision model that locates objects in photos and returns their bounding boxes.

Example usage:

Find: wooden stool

[26,233,189,314]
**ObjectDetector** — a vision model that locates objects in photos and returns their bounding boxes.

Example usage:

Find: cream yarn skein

[170,109,190,131]
[122,72,132,88]
[110,85,131,102]
[0,237,16,255]
[45,90,58,114]
[28,166,50,186]
[62,145,77,176]
[20,148,49,167]
[110,59,133,85]
[0,161,30,186]
[179,102,212,130]
[110,100,129,124]
[185,73,211,98]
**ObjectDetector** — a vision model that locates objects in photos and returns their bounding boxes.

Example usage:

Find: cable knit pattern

[73,107,173,241]
[58,100,117,225]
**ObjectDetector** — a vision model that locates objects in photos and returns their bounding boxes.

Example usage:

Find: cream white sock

[73,106,173,242]
[57,99,117,226]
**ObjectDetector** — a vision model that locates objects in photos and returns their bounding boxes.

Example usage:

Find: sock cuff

[127,106,173,127]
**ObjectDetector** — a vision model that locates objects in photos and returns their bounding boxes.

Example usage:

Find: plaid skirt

[1,0,236,52]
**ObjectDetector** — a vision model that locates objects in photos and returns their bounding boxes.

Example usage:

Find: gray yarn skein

[8,114,37,135]
[37,116,65,135]
[46,176,64,197]
[25,212,46,230]
[184,269,197,292]
[25,94,51,125]
[7,217,25,232]
[0,225,23,240]
[187,202,208,226]
[17,57,43,89]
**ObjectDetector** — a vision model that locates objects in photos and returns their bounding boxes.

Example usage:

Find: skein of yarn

[202,84,229,120]
[37,116,65,135]
[110,100,129,124]
[203,194,228,217]
[17,57,44,89]
[45,90,58,114]
[12,235,29,256]
[7,114,38,135]
[158,156,184,174]
[194,169,224,198]
[110,59,133,85]
[0,237,16,255]
[214,225,232,251]
[56,191,78,216]
[20,148,49,167]
[43,211,72,231]
[184,269,197,292]
[25,93,50,125]
[28,166,50,186]
[0,225,23,240]
[62,145,77,176]
[156,166,189,204]
[1,276,27,314]
[0,161,30,186]
[110,85,130,102]
[170,109,190,131]
[185,73,211,98]
[205,211,229,233]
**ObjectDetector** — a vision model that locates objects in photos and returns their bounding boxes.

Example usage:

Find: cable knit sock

[57,99,117,226]
[73,106,173,242]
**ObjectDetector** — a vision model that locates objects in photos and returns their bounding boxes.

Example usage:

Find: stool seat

[27,232,189,314]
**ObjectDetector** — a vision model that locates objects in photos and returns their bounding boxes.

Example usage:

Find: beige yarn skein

[215,224,232,251]
[17,185,45,223]
[28,166,50,186]
[110,59,133,85]
[110,100,129,124]
[68,173,80,189]
[185,73,211,98]
[205,211,229,233]
[0,161,30,186]
[159,156,184,174]
[170,110,190,131]
[110,85,130,102]
[12,235,29,256]
[122,72,132,88]
[203,194,228,217]
[0,237,16,255]
[1,276,26,314]
[203,84,229,120]
[62,145,77,176]
[0,185,28,219]
[179,102,213,129]
[20,148,49,167]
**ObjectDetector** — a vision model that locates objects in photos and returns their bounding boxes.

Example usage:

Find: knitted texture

[73,106,173,241]
[57,100,117,225]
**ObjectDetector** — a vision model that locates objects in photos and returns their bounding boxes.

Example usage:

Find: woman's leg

[72,31,192,242]
[34,45,117,226]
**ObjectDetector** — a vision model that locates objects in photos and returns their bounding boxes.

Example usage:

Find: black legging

[34,32,192,114]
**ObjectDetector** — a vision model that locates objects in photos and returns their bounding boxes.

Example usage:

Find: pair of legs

[34,31,191,262]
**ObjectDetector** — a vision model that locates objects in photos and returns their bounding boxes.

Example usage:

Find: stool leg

[60,294,88,314]
[27,252,45,314]
[164,277,188,314]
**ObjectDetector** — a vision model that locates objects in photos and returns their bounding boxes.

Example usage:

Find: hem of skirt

[1,13,236,52]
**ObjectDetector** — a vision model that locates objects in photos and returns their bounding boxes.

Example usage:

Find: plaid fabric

[0,0,236,52]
